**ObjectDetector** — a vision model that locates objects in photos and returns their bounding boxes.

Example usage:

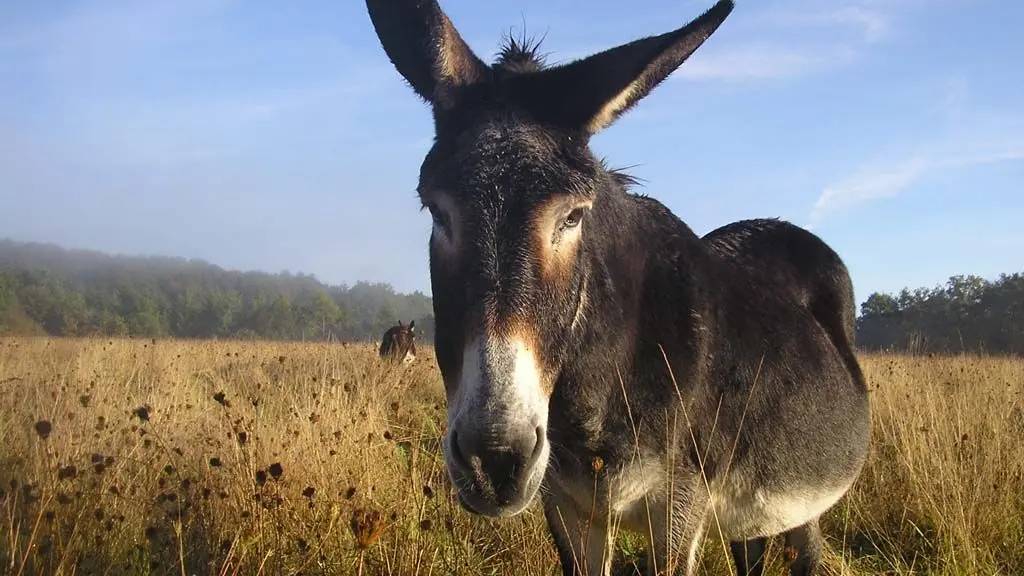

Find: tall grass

[0,337,1020,575]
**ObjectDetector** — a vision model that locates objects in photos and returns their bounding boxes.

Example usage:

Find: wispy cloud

[929,76,970,119]
[763,4,891,43]
[809,156,930,227]
[808,85,1024,228]
[669,2,894,81]
[829,5,890,43]
[677,43,857,80]
[810,148,1024,228]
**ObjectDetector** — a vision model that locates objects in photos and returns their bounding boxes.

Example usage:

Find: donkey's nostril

[526,426,545,467]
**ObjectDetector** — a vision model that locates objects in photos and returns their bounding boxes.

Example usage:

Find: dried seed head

[349,508,383,549]
[133,406,150,422]
[58,465,78,481]
[34,420,52,440]
[268,463,283,480]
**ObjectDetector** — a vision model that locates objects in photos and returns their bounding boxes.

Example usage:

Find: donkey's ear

[521,0,733,135]
[364,0,489,108]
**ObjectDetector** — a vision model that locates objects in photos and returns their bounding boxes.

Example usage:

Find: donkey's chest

[548,457,668,530]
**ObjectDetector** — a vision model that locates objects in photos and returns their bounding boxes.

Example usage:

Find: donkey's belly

[710,474,853,540]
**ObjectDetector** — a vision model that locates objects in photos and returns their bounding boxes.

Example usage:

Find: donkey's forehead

[421,116,599,201]
[442,115,564,164]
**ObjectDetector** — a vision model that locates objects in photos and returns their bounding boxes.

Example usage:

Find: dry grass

[0,337,1021,575]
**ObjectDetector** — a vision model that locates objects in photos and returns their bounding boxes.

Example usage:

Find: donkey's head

[365,0,733,517]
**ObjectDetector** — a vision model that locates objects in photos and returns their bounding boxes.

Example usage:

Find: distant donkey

[379,320,417,365]
[362,1,872,575]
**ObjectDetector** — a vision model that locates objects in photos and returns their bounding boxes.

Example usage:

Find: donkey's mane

[607,166,642,191]
[494,30,548,74]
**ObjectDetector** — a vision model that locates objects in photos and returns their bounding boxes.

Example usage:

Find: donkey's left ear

[365,0,489,109]
[518,0,734,135]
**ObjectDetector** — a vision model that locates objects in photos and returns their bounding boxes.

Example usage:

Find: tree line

[2,238,1022,354]
[856,272,1024,355]
[0,239,434,343]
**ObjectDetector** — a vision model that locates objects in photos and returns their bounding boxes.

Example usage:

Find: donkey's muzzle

[448,423,546,514]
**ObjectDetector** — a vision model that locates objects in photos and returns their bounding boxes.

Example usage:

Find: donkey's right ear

[365,0,489,109]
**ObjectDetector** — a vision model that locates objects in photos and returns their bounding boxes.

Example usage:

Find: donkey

[363,1,872,575]
[379,320,417,364]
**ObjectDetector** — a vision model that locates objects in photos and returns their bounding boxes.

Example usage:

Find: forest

[0,238,433,343]
[855,272,1024,354]
[1,237,1021,354]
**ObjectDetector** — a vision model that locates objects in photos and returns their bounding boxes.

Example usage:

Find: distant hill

[0,238,434,342]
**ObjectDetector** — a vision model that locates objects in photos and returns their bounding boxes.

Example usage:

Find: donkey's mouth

[449,468,544,518]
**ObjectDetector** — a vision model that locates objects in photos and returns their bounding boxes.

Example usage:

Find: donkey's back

[703,218,857,347]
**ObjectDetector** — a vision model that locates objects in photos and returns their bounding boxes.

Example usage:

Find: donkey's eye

[561,208,586,230]
[425,203,450,232]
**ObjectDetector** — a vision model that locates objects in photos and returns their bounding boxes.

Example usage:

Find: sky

[1,0,1022,307]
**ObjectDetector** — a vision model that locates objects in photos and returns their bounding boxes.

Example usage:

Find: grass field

[0,337,1021,575]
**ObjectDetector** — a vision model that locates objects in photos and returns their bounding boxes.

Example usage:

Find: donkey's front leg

[645,475,712,576]
[543,487,619,576]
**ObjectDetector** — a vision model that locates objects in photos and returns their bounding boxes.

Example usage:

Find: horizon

[2,0,1022,306]
[2,233,1017,306]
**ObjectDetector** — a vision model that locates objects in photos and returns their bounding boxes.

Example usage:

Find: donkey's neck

[548,189,716,474]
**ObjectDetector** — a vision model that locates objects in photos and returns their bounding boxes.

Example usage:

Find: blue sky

[1,0,1022,307]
